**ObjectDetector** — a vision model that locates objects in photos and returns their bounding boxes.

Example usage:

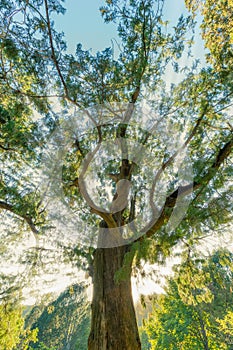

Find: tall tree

[0,1,232,349]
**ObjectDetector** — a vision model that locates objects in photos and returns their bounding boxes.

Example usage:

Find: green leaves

[217,311,233,339]
[0,301,38,350]
[1,38,19,60]
[144,249,233,349]
[185,0,233,76]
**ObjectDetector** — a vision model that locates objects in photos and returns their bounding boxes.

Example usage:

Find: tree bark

[88,243,141,350]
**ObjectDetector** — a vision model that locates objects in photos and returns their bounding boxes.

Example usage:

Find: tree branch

[44,0,103,142]
[0,144,16,152]
[44,0,70,100]
[0,200,39,234]
[141,135,233,239]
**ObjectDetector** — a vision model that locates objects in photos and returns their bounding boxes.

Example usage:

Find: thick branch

[142,136,233,239]
[78,143,119,228]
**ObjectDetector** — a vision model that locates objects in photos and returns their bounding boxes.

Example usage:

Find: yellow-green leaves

[143,249,233,349]
[217,311,233,338]
[0,302,38,350]
[185,0,233,73]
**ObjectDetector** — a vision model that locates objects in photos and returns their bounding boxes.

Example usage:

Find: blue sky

[53,0,206,90]
[54,0,118,53]
[53,0,205,57]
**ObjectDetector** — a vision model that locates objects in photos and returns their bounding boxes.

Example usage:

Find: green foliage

[73,314,91,350]
[186,0,233,75]
[0,301,38,350]
[217,311,233,340]
[100,0,195,91]
[29,343,56,350]
[139,327,151,350]
[143,249,233,349]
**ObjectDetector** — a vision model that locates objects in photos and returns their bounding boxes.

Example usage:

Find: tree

[144,249,233,349]
[0,300,37,350]
[0,1,232,349]
[217,311,233,345]
[185,0,233,75]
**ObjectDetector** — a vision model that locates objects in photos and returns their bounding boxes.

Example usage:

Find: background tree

[0,299,37,350]
[144,249,233,349]
[0,0,62,299]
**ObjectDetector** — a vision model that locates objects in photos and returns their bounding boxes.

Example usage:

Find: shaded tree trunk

[88,244,141,350]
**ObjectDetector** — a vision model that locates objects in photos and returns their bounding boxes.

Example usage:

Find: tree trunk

[88,244,141,350]
[196,309,210,350]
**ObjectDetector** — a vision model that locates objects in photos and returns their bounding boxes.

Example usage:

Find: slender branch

[148,111,206,215]
[0,200,39,234]
[44,0,102,142]
[44,0,70,100]
[0,144,16,152]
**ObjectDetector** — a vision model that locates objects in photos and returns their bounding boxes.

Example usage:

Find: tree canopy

[0,0,232,349]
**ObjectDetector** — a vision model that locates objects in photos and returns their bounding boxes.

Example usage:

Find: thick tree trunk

[88,244,141,350]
